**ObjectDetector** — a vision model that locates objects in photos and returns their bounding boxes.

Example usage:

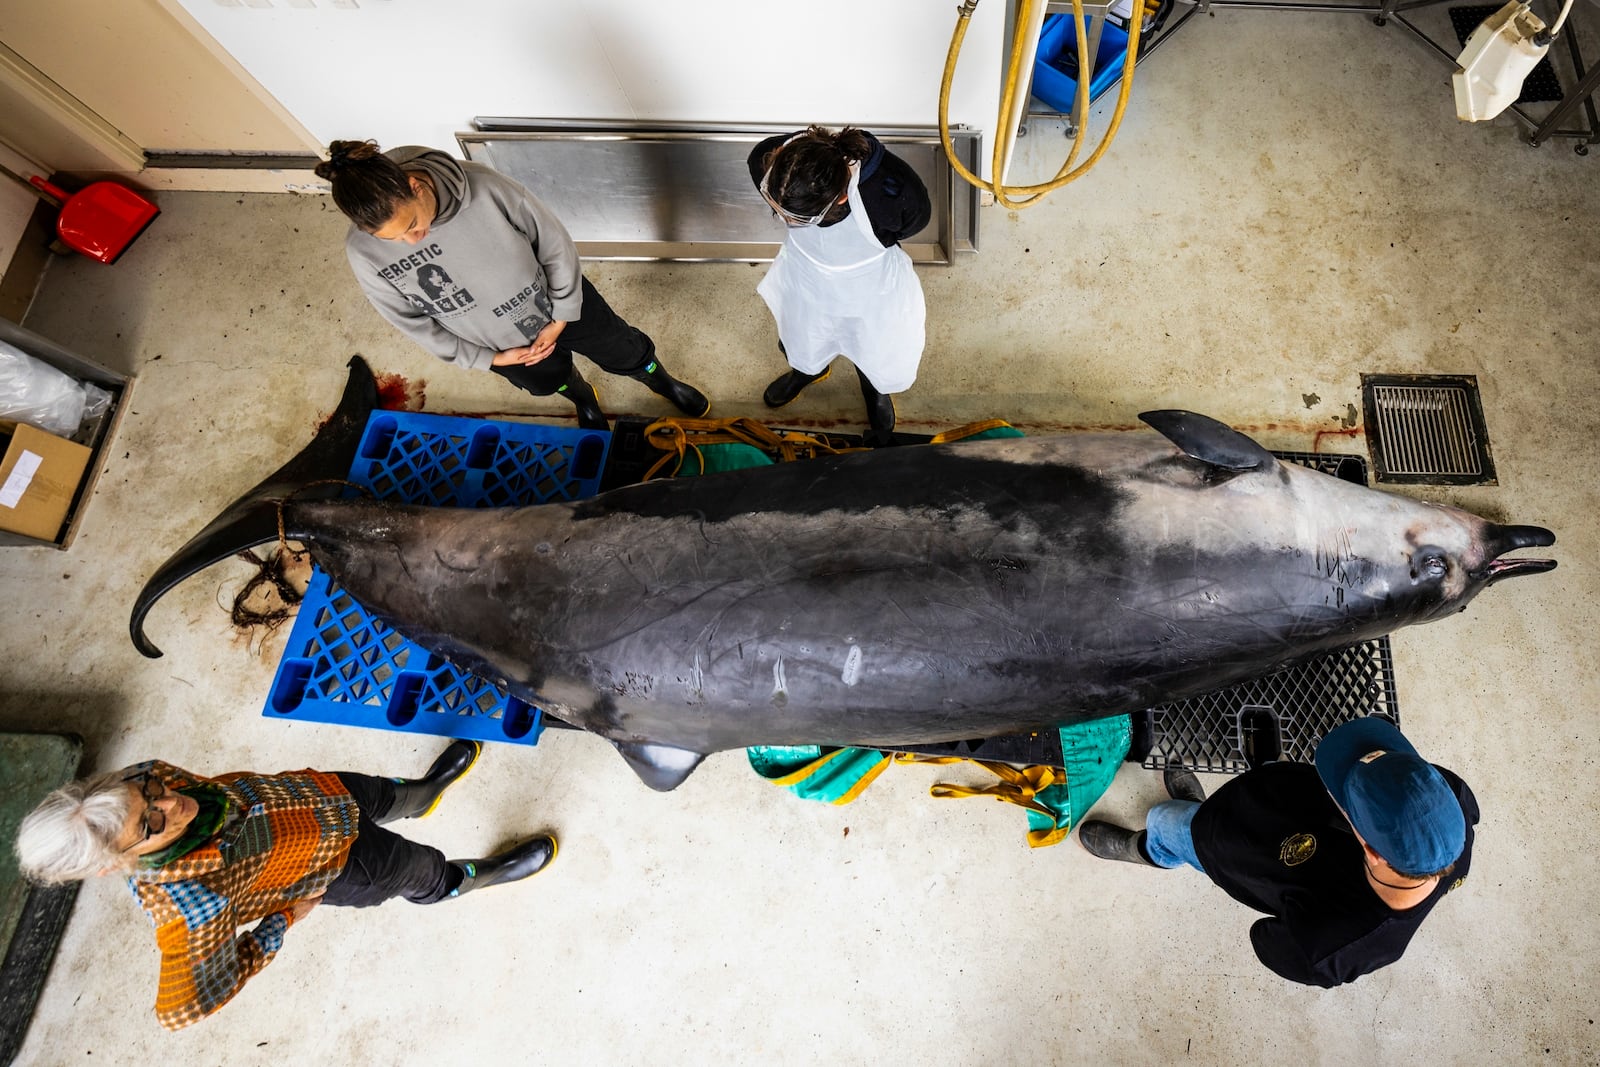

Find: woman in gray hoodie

[317,140,709,430]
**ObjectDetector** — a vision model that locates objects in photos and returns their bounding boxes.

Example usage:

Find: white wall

[173,0,1004,160]
[0,142,46,285]
[0,0,317,156]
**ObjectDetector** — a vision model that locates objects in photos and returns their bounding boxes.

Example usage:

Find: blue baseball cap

[1314,717,1465,875]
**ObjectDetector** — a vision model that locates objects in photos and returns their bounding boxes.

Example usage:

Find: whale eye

[1413,549,1448,581]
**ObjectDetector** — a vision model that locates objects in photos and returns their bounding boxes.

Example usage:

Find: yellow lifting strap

[639,416,1019,480]
[927,418,1018,444]
[639,416,865,481]
[894,753,1075,848]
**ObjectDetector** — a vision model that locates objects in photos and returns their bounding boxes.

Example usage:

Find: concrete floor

[4,11,1598,1065]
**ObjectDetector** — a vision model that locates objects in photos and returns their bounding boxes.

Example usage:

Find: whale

[131,358,1556,790]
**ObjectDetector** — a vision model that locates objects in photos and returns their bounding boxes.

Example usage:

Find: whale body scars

[130,361,1557,790]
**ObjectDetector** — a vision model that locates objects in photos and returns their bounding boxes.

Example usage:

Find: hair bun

[316,139,381,182]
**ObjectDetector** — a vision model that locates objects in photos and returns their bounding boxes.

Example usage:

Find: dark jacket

[1191,760,1478,988]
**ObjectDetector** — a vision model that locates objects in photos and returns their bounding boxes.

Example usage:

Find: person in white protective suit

[747,127,931,443]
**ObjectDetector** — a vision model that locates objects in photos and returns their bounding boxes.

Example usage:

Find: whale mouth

[1475,524,1557,585]
[1481,556,1558,583]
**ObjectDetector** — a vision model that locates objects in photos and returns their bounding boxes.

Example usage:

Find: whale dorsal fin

[613,741,706,792]
[1139,410,1278,473]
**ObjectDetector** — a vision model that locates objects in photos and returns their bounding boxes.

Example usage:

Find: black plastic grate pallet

[1134,637,1398,773]
[1132,449,1399,773]
[894,633,1397,773]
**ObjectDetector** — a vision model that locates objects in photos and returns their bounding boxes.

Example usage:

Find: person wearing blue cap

[1077,716,1479,987]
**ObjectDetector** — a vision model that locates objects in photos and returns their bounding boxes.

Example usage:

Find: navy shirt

[1191,760,1478,987]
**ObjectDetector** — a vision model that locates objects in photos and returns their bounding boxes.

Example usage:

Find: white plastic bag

[0,338,110,437]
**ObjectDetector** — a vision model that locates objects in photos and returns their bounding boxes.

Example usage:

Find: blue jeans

[1144,799,1205,871]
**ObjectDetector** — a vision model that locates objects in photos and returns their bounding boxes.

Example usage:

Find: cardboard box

[0,424,92,543]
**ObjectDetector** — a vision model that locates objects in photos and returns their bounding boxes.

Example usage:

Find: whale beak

[1477,524,1557,585]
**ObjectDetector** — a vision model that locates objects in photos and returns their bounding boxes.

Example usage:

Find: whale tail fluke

[129,355,378,658]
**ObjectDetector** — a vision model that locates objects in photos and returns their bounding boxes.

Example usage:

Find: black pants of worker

[320,772,457,908]
[490,275,655,396]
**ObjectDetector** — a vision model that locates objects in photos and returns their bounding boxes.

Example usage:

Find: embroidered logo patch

[1279,833,1317,866]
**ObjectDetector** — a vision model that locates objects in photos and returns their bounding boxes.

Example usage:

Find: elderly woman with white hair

[14,741,555,1030]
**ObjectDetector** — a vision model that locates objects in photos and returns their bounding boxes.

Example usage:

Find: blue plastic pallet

[263,411,610,746]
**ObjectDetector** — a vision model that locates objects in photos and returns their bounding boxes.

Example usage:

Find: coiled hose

[939,0,1144,208]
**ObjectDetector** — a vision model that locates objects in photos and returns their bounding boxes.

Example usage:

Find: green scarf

[137,784,232,869]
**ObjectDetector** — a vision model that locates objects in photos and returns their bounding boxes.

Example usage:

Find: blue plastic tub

[1031,12,1130,112]
[262,411,610,746]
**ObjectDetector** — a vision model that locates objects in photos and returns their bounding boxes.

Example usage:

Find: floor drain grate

[1360,374,1497,485]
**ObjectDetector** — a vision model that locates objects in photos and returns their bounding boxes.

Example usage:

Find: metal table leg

[1528,29,1600,153]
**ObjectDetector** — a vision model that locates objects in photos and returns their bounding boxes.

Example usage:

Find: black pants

[491,275,656,397]
[321,773,456,908]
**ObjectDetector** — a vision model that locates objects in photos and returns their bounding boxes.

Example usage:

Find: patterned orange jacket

[123,760,359,1030]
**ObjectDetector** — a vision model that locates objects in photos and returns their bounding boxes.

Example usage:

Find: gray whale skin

[130,358,1556,790]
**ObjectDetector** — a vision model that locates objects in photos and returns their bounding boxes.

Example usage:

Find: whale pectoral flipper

[613,741,707,792]
[1139,409,1279,473]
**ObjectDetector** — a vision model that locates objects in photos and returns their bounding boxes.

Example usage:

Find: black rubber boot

[858,369,896,444]
[558,370,608,431]
[379,739,483,825]
[632,359,710,417]
[1078,820,1157,866]
[1163,766,1207,804]
[446,835,558,898]
[763,367,829,408]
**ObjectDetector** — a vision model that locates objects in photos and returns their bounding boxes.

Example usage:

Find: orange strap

[895,753,1072,847]
[926,419,1017,444]
[640,416,866,480]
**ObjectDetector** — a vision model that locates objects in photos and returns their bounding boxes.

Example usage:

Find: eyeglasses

[124,772,168,843]
[759,133,839,228]
[760,168,834,228]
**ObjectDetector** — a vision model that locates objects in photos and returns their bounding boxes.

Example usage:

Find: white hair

[13,771,136,885]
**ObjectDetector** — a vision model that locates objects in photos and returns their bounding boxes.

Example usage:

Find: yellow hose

[939,0,1144,208]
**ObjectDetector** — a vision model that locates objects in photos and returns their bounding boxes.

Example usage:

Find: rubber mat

[1450,5,1564,103]
[0,733,82,1065]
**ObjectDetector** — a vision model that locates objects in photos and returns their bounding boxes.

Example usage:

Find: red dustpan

[0,161,158,264]
[28,175,159,265]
